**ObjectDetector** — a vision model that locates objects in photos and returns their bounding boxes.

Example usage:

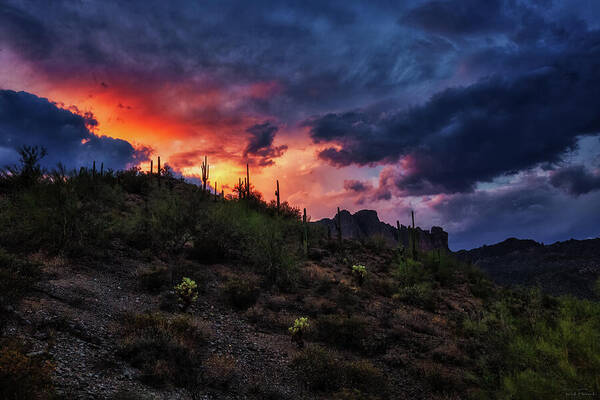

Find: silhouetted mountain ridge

[456,237,600,298]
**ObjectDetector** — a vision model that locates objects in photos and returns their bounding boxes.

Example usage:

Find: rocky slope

[314,209,449,252]
[456,237,600,298]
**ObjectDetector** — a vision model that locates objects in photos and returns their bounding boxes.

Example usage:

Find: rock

[313,208,449,251]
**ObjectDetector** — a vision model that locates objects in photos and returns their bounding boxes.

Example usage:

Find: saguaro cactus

[158,156,161,176]
[246,163,250,198]
[411,210,417,258]
[396,220,401,243]
[334,207,342,244]
[150,159,153,175]
[100,162,104,177]
[92,161,96,178]
[303,208,308,256]
[275,180,280,215]
[201,155,209,193]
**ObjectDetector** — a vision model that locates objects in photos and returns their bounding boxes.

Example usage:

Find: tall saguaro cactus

[150,159,153,175]
[303,208,308,256]
[157,156,162,186]
[334,207,342,244]
[410,210,417,258]
[246,163,250,198]
[396,220,401,244]
[275,180,280,215]
[201,155,209,193]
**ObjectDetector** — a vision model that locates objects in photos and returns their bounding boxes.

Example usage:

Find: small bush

[365,277,396,297]
[343,359,388,394]
[138,266,170,293]
[351,265,367,286]
[223,277,260,309]
[291,346,387,395]
[291,346,344,392]
[203,354,236,387]
[393,282,436,310]
[174,277,198,310]
[118,312,210,388]
[0,249,40,307]
[0,339,55,399]
[392,257,425,286]
[335,285,361,314]
[289,317,310,348]
[462,289,600,398]
[316,314,371,352]
[364,234,388,252]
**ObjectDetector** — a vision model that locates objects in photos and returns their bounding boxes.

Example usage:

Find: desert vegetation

[0,146,598,399]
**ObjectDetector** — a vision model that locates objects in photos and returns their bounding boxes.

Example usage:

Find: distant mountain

[313,209,449,251]
[456,237,600,298]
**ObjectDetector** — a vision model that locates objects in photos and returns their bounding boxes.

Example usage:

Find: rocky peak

[314,209,449,251]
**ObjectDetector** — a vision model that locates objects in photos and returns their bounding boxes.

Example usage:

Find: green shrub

[0,339,56,399]
[289,317,310,335]
[393,282,436,310]
[289,317,310,348]
[0,249,40,307]
[193,202,301,290]
[121,186,200,255]
[392,257,425,286]
[0,162,124,255]
[138,266,170,293]
[118,312,210,388]
[363,234,388,252]
[174,277,198,310]
[202,354,236,387]
[365,277,397,297]
[351,264,367,286]
[223,277,260,309]
[316,314,371,351]
[462,289,600,398]
[291,346,344,392]
[291,346,387,395]
[342,359,388,395]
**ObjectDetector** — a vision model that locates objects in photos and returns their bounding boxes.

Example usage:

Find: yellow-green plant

[289,317,310,348]
[174,277,198,310]
[351,264,367,285]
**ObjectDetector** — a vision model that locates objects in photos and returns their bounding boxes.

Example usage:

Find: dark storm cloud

[0,90,150,170]
[0,4,53,59]
[402,0,509,36]
[306,28,600,195]
[550,165,600,196]
[0,0,458,120]
[343,179,371,193]
[243,122,287,166]
[430,175,600,250]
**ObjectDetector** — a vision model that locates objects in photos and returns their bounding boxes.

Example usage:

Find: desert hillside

[1,153,599,400]
[457,238,600,298]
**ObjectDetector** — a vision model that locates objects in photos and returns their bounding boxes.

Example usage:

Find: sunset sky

[1,0,600,249]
